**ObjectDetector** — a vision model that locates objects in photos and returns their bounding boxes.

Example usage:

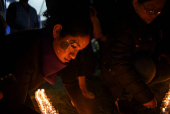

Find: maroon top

[42,30,67,85]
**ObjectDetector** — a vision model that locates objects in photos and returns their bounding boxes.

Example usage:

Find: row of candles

[35,89,59,114]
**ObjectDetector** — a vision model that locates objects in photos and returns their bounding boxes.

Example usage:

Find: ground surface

[29,69,170,114]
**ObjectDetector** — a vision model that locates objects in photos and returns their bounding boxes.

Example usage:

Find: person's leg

[149,58,170,85]
[132,57,156,84]
[120,57,156,99]
[61,75,95,114]
[78,76,95,99]
[102,56,156,97]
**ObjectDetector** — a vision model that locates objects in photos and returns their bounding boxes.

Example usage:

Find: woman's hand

[143,98,157,108]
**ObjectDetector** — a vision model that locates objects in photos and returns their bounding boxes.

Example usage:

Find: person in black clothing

[0,0,93,114]
[6,0,39,33]
[102,0,169,113]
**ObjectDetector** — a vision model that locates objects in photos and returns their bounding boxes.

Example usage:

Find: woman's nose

[69,51,78,59]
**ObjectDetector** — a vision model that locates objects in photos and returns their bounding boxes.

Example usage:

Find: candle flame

[161,88,170,114]
[35,89,59,114]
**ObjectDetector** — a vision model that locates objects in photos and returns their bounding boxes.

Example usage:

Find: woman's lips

[65,58,70,62]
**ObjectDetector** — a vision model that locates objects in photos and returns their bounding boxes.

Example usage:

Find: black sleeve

[6,3,25,30]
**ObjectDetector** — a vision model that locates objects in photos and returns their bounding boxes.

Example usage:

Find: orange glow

[35,89,59,114]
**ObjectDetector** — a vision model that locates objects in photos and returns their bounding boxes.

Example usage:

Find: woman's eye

[71,45,76,49]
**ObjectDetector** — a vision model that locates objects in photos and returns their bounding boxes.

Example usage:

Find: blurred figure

[6,0,39,34]
[89,5,108,70]
[89,6,103,40]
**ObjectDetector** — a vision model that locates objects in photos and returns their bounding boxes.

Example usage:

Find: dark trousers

[102,57,170,100]
[133,57,170,85]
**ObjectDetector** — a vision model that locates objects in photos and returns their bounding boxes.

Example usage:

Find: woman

[102,0,168,113]
[0,1,93,114]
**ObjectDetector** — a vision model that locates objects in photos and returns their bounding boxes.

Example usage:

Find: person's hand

[158,54,170,64]
[143,98,157,108]
[0,91,3,99]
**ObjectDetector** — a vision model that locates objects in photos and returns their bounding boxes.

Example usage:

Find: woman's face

[133,0,166,24]
[53,34,90,63]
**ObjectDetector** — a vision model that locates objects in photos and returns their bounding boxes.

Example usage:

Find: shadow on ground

[29,69,170,114]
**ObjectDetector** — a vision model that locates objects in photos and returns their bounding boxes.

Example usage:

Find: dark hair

[137,0,152,4]
[43,0,92,38]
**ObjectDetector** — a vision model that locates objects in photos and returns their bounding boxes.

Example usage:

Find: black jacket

[102,5,169,104]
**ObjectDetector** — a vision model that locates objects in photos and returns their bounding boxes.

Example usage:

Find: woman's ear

[53,24,62,38]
